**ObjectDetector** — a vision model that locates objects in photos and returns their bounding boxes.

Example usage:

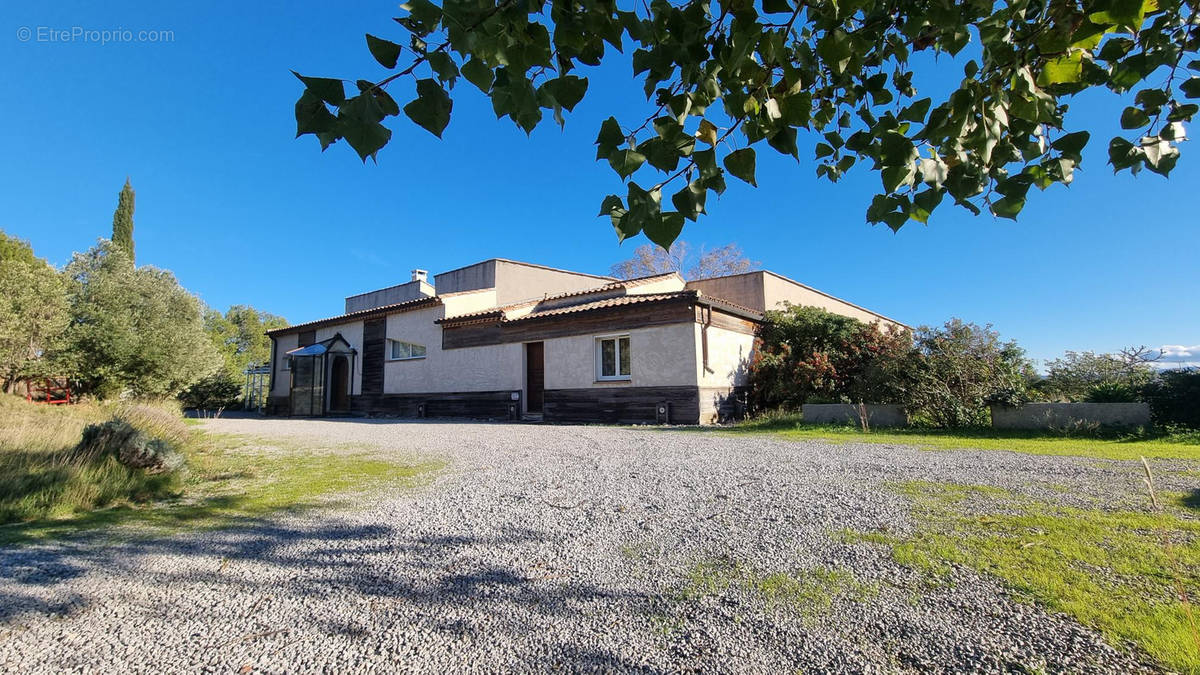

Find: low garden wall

[990,402,1151,431]
[801,404,907,428]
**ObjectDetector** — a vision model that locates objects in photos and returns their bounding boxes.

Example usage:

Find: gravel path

[0,419,1187,673]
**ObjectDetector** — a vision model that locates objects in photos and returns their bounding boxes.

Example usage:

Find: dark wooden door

[329,356,350,412]
[525,342,544,413]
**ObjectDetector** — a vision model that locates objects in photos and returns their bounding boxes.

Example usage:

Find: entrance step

[522,413,544,423]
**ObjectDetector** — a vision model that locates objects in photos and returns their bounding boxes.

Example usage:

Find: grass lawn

[0,396,440,545]
[727,413,1200,461]
[847,481,1200,673]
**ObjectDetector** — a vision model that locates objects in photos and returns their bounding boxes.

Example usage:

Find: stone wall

[990,403,1151,430]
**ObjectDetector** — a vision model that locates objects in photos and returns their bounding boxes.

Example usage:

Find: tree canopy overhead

[294,0,1197,246]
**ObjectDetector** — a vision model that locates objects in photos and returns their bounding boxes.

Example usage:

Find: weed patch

[853,481,1200,672]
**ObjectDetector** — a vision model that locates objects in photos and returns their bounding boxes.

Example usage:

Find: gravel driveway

[0,419,1182,673]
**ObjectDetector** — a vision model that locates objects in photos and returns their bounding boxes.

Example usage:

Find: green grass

[0,396,441,545]
[854,480,1200,673]
[724,412,1200,460]
[678,555,875,617]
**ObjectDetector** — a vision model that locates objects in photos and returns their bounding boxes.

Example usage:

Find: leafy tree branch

[293,0,1199,246]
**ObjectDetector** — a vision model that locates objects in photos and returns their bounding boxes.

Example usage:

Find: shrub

[902,319,1033,428]
[1142,369,1200,429]
[179,372,242,411]
[73,420,185,474]
[1084,381,1140,403]
[749,305,911,410]
[1041,348,1158,402]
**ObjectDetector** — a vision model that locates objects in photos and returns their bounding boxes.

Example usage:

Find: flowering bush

[749,305,911,411]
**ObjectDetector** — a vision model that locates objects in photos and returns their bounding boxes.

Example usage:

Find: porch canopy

[286,334,356,416]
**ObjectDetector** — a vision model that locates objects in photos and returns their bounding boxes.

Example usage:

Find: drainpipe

[700,303,714,375]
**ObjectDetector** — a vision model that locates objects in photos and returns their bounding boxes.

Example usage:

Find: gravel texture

[0,418,1186,673]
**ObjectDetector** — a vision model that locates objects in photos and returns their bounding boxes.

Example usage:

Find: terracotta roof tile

[438,271,684,324]
[507,291,698,322]
[267,295,441,336]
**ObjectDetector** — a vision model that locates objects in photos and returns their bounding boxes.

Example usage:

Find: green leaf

[627,182,661,215]
[541,76,588,112]
[1107,137,1139,171]
[598,195,624,217]
[1088,0,1148,30]
[816,29,853,76]
[461,58,493,93]
[1051,131,1090,159]
[671,181,707,221]
[814,143,835,159]
[762,0,792,14]
[879,132,916,166]
[399,0,442,29]
[990,196,1025,220]
[1039,52,1084,87]
[490,69,541,133]
[1120,106,1150,129]
[427,51,459,86]
[365,35,402,69]
[295,90,337,138]
[696,119,719,146]
[1135,88,1169,109]
[911,189,943,224]
[340,113,392,162]
[292,72,345,106]
[881,164,915,193]
[608,148,646,178]
[637,137,680,172]
[596,117,625,158]
[899,98,932,123]
[693,149,718,179]
[1182,78,1200,99]
[644,212,685,249]
[1142,138,1179,176]
[1168,104,1199,122]
[723,148,756,187]
[767,128,799,159]
[403,78,452,138]
[610,207,635,241]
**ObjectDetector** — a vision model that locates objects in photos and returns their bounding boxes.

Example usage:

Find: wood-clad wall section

[361,318,386,394]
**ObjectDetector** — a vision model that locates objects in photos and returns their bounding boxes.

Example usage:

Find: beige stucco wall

[271,332,298,396]
[625,274,686,295]
[383,305,524,394]
[441,289,499,317]
[344,280,434,313]
[688,271,903,330]
[695,323,756,388]
[685,274,765,310]
[494,260,611,305]
[761,273,901,328]
[542,322,699,390]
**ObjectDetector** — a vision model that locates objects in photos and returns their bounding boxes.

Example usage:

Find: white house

[266,258,902,424]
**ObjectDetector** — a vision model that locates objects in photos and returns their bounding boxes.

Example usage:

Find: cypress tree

[111,178,135,263]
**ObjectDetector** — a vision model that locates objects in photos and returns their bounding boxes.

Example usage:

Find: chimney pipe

[411,269,428,283]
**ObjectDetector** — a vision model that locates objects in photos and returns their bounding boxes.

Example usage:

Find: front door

[525,342,544,413]
[329,355,350,413]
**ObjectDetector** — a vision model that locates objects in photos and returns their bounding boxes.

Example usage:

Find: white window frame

[595,334,632,381]
[387,339,427,361]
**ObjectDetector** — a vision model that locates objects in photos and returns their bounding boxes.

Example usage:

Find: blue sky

[2,0,1197,367]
